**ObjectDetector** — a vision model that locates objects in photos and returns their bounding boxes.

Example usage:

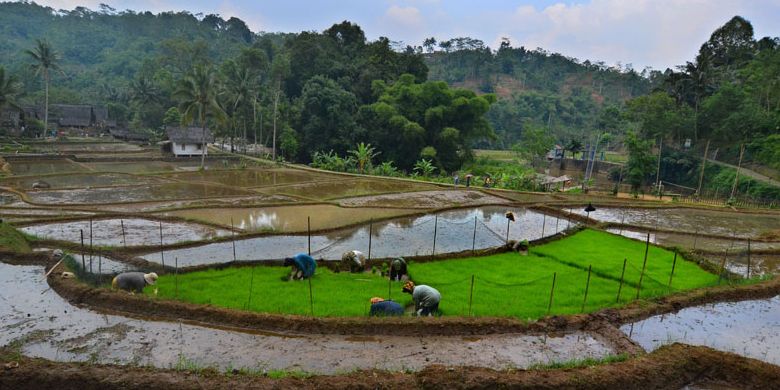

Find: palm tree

[25,39,61,135]
[222,61,257,152]
[0,67,22,113]
[174,65,226,168]
[348,142,380,174]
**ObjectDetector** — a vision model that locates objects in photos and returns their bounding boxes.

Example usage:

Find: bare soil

[2,344,779,389]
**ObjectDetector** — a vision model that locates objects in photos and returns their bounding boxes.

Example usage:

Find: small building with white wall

[166,127,213,157]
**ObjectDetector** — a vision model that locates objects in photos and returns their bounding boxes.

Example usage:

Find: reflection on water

[142,206,574,267]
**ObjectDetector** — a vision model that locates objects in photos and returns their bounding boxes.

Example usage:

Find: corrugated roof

[166,126,213,144]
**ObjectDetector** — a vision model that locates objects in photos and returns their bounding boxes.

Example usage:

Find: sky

[32,0,780,71]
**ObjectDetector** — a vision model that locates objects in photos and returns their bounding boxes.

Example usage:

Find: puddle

[1,173,168,190]
[572,207,780,238]
[20,218,231,247]
[160,205,422,232]
[165,168,336,188]
[142,207,571,267]
[273,179,440,200]
[339,189,511,209]
[26,183,253,204]
[0,263,615,373]
[8,159,90,175]
[622,296,780,365]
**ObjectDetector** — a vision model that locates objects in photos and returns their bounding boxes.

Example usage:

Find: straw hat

[370,297,385,304]
[402,281,415,293]
[144,272,158,285]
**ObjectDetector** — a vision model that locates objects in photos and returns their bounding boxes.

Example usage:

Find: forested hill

[424,38,657,147]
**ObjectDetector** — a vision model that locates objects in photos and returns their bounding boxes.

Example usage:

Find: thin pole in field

[668,251,678,288]
[89,218,93,274]
[555,214,559,235]
[541,214,546,238]
[505,218,511,243]
[567,208,572,230]
[746,239,752,279]
[308,277,314,316]
[368,220,373,261]
[231,218,237,261]
[635,233,650,300]
[175,257,179,299]
[120,219,126,248]
[307,216,311,256]
[616,258,627,303]
[247,265,256,309]
[432,214,438,257]
[79,229,86,271]
[97,254,102,285]
[471,215,478,253]
[468,275,475,316]
[692,227,700,251]
[581,265,592,312]
[619,210,626,235]
[547,272,557,315]
[159,221,165,269]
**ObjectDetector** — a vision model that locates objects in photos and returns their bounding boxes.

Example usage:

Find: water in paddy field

[141,206,573,267]
[0,263,615,373]
[163,168,337,188]
[26,183,253,205]
[20,218,231,247]
[622,296,780,366]
[0,173,169,190]
[9,159,90,175]
[570,207,780,238]
[271,179,440,201]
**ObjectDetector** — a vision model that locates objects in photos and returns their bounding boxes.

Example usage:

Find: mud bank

[624,295,780,365]
[2,344,779,389]
[0,263,615,374]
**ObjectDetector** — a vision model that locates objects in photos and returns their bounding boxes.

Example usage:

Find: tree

[413,158,436,177]
[0,67,22,113]
[625,131,656,192]
[174,64,226,168]
[270,53,290,160]
[25,39,61,135]
[296,75,359,160]
[348,142,380,174]
[511,125,554,162]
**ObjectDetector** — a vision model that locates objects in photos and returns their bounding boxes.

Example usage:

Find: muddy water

[32,143,144,152]
[20,218,231,247]
[26,183,252,204]
[622,296,780,365]
[339,189,511,209]
[166,168,336,188]
[9,159,90,175]
[142,207,571,267]
[1,173,167,190]
[85,160,224,174]
[273,179,440,200]
[572,207,780,238]
[161,205,422,232]
[0,263,615,373]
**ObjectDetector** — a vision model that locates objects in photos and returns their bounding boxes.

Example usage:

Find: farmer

[465,174,473,187]
[341,250,366,273]
[368,297,404,317]
[112,272,158,293]
[389,257,407,281]
[402,281,441,316]
[283,253,316,280]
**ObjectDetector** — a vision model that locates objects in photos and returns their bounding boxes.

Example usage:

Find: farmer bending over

[402,281,441,316]
[112,272,158,294]
[368,297,404,317]
[341,250,366,273]
[390,257,407,281]
[283,253,317,280]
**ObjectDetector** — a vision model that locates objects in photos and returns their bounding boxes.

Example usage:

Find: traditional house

[166,127,213,157]
[109,128,149,142]
[50,104,93,128]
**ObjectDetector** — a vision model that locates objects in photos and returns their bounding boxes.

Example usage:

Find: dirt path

[0,263,616,374]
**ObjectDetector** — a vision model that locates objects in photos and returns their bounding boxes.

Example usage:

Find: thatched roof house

[109,128,149,142]
[50,104,93,128]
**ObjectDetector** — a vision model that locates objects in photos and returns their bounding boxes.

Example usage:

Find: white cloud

[382,5,423,30]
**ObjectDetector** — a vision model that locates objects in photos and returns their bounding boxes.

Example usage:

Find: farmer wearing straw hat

[111,272,158,293]
[341,250,366,273]
[402,281,441,316]
[368,297,404,317]
[390,257,407,281]
[284,253,317,280]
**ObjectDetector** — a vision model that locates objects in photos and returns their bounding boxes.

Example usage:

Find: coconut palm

[348,142,380,174]
[174,64,226,168]
[222,60,258,152]
[0,67,22,112]
[25,39,61,135]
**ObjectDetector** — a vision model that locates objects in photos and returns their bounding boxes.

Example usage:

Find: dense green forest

[0,2,778,196]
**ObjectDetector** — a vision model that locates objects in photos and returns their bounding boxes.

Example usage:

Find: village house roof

[110,128,149,141]
[166,127,214,144]
[50,104,93,127]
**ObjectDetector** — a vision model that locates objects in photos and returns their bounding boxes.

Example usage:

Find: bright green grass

[150,229,720,319]
[149,266,411,317]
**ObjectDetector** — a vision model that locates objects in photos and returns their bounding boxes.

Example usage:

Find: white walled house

[166,127,214,157]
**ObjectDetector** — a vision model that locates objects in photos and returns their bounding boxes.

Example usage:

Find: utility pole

[730,144,745,199]
[655,139,663,190]
[697,140,710,197]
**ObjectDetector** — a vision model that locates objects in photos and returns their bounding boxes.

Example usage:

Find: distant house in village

[109,128,150,142]
[49,104,115,130]
[166,127,213,157]
[547,145,564,160]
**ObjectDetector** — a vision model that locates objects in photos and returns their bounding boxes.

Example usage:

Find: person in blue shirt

[283,253,316,280]
[368,297,404,317]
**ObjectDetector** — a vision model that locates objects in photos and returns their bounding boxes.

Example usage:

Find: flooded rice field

[92,194,300,213]
[8,159,91,175]
[160,205,422,232]
[572,207,780,238]
[30,142,144,153]
[622,295,780,365]
[165,168,336,188]
[272,179,441,201]
[84,160,222,174]
[20,218,230,246]
[1,173,168,190]
[0,263,615,373]
[26,183,253,205]
[339,189,510,209]
[142,206,571,267]
[606,228,780,255]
